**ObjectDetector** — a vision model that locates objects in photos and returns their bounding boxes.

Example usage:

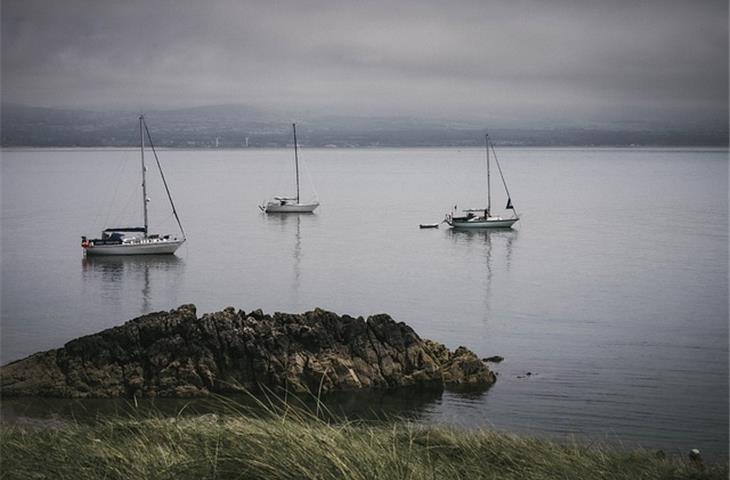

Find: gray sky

[2,0,728,127]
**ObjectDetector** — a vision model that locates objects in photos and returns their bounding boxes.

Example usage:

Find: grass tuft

[1,394,726,480]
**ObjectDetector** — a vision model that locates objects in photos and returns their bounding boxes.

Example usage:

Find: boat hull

[448,217,518,229]
[84,239,184,256]
[262,202,319,213]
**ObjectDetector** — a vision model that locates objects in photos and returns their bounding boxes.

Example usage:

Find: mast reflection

[266,212,313,297]
[446,228,518,313]
[81,255,185,312]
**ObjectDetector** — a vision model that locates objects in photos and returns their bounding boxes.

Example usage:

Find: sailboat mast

[486,133,491,215]
[293,123,300,204]
[140,115,148,236]
[143,119,187,240]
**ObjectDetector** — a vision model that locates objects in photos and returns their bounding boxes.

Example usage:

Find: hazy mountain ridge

[2,104,727,147]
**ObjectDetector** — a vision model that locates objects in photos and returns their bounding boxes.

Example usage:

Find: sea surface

[1,147,728,459]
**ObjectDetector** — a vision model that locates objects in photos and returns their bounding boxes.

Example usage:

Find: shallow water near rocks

[1,147,727,459]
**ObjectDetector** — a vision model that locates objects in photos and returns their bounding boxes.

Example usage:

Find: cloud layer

[2,0,728,127]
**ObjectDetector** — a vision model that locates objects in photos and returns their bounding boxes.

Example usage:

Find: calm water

[1,147,728,458]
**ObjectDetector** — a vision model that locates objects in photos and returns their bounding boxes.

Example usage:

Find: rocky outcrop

[483,355,504,363]
[1,305,496,398]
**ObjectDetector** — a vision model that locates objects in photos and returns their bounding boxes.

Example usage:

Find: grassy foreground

[1,397,726,480]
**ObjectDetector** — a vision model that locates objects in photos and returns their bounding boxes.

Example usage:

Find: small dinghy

[419,223,440,229]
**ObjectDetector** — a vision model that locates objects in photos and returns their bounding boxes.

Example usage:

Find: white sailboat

[81,115,186,256]
[445,133,519,229]
[260,123,319,213]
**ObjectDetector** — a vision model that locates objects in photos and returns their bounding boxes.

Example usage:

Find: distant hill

[1,104,727,147]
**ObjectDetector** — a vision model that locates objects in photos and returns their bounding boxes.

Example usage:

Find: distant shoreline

[3,103,727,149]
[2,145,728,151]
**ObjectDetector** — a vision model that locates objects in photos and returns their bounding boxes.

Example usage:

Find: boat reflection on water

[81,255,185,312]
[447,227,518,245]
[447,228,518,315]
[447,228,518,272]
[265,212,314,295]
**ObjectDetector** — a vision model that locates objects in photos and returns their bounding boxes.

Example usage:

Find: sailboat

[81,115,186,255]
[445,133,519,229]
[259,123,320,213]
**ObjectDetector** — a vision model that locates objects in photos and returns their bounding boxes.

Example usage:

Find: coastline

[2,305,727,474]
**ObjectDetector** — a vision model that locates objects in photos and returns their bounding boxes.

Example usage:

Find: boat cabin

[83,227,146,246]
[273,196,298,206]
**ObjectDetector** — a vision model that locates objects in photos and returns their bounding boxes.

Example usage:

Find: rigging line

[306,167,319,201]
[291,132,318,201]
[101,150,131,228]
[111,184,140,227]
[271,151,287,196]
[490,142,519,218]
[272,139,293,197]
[301,150,319,201]
[273,148,288,196]
[143,118,187,240]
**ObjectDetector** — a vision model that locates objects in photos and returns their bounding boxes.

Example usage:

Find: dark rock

[482,355,504,363]
[441,347,496,386]
[0,305,497,398]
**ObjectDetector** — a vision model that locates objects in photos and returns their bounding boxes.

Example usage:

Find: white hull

[84,239,184,256]
[448,217,518,229]
[262,202,319,213]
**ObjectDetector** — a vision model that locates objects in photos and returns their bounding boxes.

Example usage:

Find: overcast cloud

[2,0,727,127]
